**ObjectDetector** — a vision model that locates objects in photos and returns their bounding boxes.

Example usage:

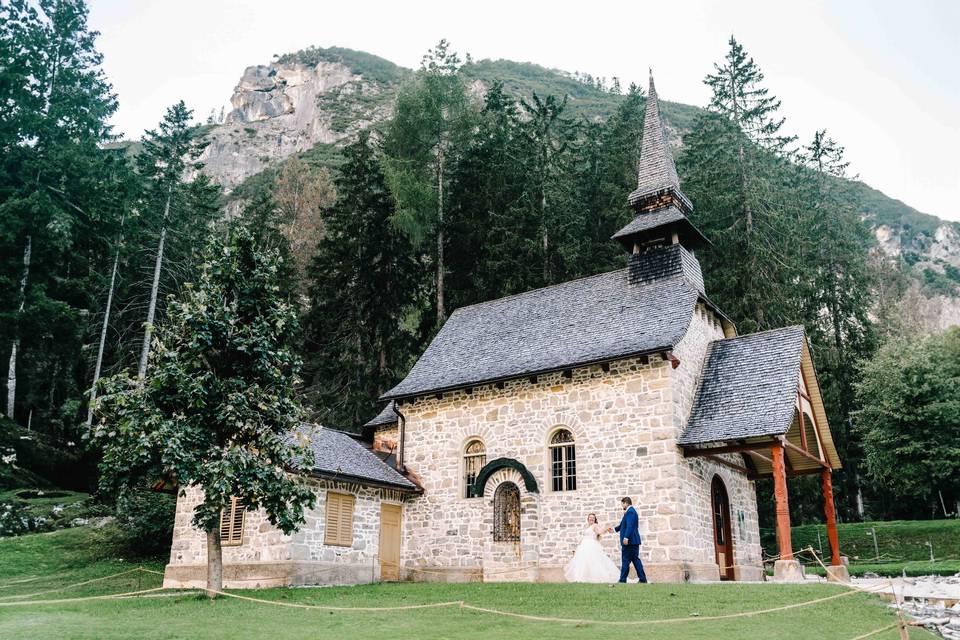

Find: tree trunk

[206,528,223,598]
[86,246,120,426]
[435,143,446,326]
[138,191,172,380]
[6,235,31,420]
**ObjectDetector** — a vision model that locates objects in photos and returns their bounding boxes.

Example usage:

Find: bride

[564,513,620,583]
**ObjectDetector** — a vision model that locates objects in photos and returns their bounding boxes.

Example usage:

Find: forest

[1,0,957,532]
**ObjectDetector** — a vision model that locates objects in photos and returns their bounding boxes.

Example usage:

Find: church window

[220,496,246,546]
[463,439,486,498]
[493,482,521,542]
[549,429,577,491]
[324,491,356,547]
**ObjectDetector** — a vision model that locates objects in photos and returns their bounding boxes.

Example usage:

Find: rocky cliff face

[198,48,960,329]
[198,60,395,188]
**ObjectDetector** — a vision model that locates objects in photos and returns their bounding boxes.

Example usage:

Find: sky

[88,0,959,222]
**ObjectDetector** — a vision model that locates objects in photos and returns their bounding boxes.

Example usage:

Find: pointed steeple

[612,72,706,255]
[627,72,692,212]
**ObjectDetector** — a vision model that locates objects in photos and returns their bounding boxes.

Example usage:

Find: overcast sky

[88,0,959,222]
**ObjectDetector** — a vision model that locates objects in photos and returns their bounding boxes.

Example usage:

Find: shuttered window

[324,492,356,547]
[220,497,245,546]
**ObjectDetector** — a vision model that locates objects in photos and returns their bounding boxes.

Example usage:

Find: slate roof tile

[678,326,806,445]
[382,265,702,400]
[300,426,416,490]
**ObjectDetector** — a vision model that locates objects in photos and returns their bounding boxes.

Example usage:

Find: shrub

[114,490,176,557]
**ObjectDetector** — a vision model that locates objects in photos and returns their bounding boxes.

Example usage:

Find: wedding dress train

[564,525,620,583]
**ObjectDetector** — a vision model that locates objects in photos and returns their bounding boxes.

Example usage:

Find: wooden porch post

[771,442,793,560]
[821,469,841,566]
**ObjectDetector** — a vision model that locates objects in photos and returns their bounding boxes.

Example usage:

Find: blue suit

[614,506,648,583]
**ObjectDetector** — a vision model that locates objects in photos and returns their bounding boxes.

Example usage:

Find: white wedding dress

[564,525,620,583]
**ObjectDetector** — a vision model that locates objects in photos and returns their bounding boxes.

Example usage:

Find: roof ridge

[448,267,630,313]
[714,325,805,343]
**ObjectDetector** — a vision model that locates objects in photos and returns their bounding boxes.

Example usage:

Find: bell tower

[612,73,709,294]
[612,72,708,255]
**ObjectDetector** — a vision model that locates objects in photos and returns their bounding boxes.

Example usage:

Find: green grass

[0,527,935,640]
[779,519,960,564]
[807,560,960,578]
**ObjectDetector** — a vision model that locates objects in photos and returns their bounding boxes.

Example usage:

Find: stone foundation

[162,560,378,589]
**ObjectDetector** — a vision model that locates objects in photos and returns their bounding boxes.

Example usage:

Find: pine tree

[799,130,877,520]
[134,102,212,380]
[92,223,316,596]
[0,0,118,432]
[382,40,476,327]
[303,132,420,428]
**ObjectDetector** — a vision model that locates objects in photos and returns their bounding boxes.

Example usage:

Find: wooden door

[711,477,736,580]
[379,503,402,581]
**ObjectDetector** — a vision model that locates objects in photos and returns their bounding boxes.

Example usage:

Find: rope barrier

[849,622,900,640]
[208,589,465,612]
[0,576,41,589]
[0,548,911,638]
[0,587,168,607]
[0,567,161,602]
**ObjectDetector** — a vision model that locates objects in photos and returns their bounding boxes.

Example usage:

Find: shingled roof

[381,266,704,401]
[305,427,417,491]
[678,326,806,445]
[626,73,692,212]
[364,401,397,429]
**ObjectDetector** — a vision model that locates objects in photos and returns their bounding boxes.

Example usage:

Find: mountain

[197,46,959,328]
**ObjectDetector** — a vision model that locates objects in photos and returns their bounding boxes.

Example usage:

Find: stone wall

[673,303,763,580]
[163,479,406,588]
[397,300,763,583]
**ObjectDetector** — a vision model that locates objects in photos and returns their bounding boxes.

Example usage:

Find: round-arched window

[493,482,521,542]
[463,439,486,498]
[549,429,576,491]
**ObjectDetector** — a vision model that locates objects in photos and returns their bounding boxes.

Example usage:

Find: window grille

[493,482,521,542]
[220,496,245,546]
[324,492,356,547]
[463,439,486,498]
[549,429,576,491]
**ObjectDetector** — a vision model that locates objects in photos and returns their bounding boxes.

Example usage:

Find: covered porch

[679,326,847,582]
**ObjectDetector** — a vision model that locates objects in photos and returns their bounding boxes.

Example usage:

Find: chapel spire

[628,72,691,213]
[612,71,707,254]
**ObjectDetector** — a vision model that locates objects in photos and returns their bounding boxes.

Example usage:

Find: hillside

[198,45,959,326]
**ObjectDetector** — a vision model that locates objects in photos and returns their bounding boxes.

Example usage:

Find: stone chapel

[163,73,847,589]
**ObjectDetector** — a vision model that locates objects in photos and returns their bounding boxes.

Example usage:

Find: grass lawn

[0,527,937,640]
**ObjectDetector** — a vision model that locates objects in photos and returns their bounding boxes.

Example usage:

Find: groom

[614,497,648,583]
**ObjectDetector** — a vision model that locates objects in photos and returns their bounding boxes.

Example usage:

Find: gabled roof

[304,427,417,491]
[679,327,805,445]
[364,401,397,429]
[381,268,703,401]
[677,326,841,470]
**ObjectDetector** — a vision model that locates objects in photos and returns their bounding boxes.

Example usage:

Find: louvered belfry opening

[220,496,246,546]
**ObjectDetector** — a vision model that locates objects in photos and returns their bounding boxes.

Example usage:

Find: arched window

[549,429,576,491]
[493,482,521,542]
[463,439,486,498]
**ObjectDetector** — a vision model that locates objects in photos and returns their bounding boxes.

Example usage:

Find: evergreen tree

[303,132,420,428]
[92,223,315,596]
[0,0,119,436]
[133,102,216,380]
[799,130,877,520]
[680,39,805,333]
[382,40,475,327]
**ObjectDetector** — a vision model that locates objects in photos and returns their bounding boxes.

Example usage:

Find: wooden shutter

[220,497,245,546]
[324,492,355,547]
